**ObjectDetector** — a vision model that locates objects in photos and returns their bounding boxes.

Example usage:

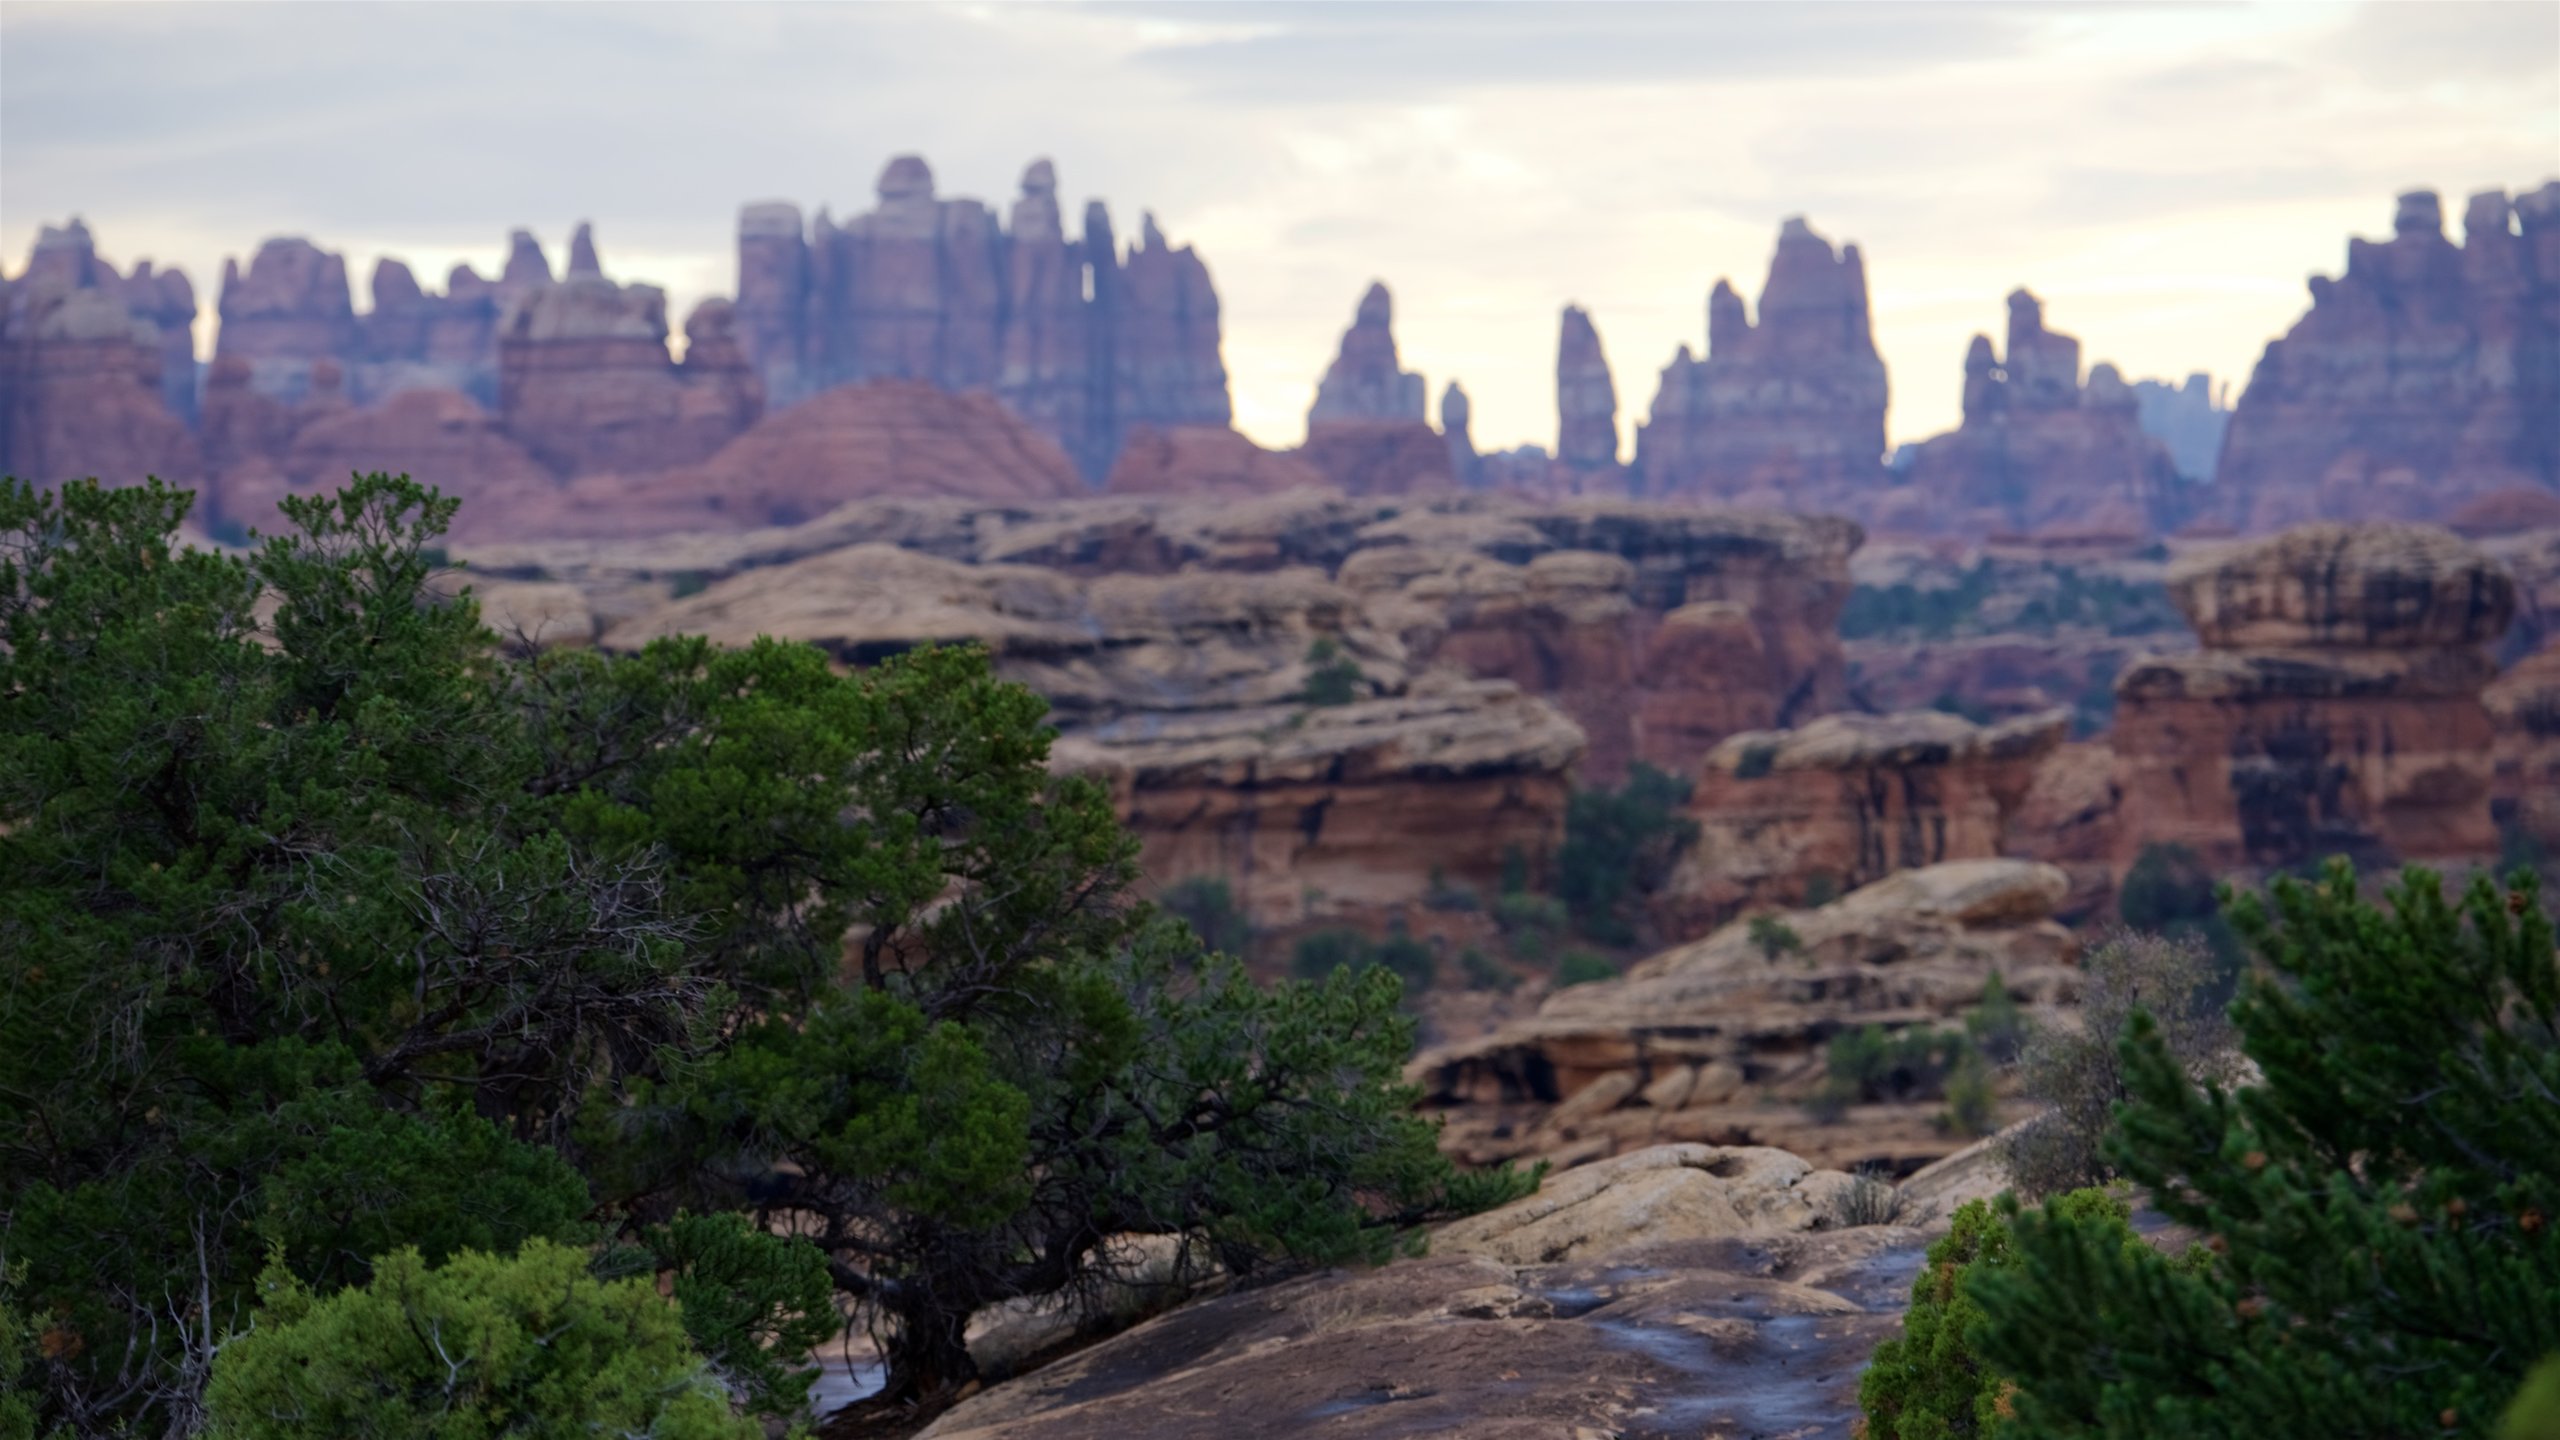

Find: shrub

[1553,762,1698,944]
[1160,874,1253,956]
[1969,863,2560,1437]
[1732,741,1779,780]
[1828,1024,1972,1105]
[1498,844,1531,896]
[1748,914,1803,963]
[1299,635,1362,706]
[1553,949,1620,988]
[1291,927,1373,980]
[1938,1047,1997,1138]
[2118,840,2243,990]
[1458,946,1518,994]
[204,1240,760,1440]
[2001,930,2238,1198]
[1374,925,1438,994]
[1963,972,2026,1064]
[1857,1189,2143,1439]
[1803,869,1841,908]
[668,569,711,599]
[1830,1164,1912,1228]
[1492,890,1569,942]
[1422,866,1481,913]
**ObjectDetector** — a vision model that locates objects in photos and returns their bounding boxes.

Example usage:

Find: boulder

[1433,1144,1858,1265]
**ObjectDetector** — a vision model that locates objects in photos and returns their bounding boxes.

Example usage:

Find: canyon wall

[0,220,202,494]
[2217,185,2560,532]
[2110,523,2514,871]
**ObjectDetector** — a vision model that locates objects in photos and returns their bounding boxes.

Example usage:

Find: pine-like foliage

[1970,861,2560,1438]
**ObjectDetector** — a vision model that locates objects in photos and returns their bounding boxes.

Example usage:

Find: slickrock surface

[1414,861,2075,1175]
[2218,184,2560,531]
[1656,709,2070,934]
[2111,522,2516,869]
[916,1145,1924,1440]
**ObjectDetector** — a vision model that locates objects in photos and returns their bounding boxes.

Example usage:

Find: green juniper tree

[0,474,1524,1430]
[1968,863,2560,1437]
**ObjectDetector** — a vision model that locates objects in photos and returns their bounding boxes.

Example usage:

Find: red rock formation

[1634,217,1888,504]
[1555,305,1618,471]
[218,385,556,541]
[1438,380,1480,488]
[1292,420,1455,497]
[1307,282,1425,426]
[1102,424,1325,498]
[2110,523,2515,871]
[1654,709,2068,935]
[2218,184,2560,531]
[736,157,1228,481]
[2487,642,2560,856]
[494,230,761,478]
[214,237,357,399]
[1,223,202,491]
[1893,290,2182,537]
[526,379,1085,537]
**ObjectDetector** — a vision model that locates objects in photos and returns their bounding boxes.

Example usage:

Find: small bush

[2002,930,2239,1198]
[1939,1047,1997,1138]
[1830,1164,1911,1228]
[1731,742,1779,780]
[1498,844,1531,897]
[1802,869,1841,908]
[1458,947,1518,994]
[1857,1190,2139,1439]
[2118,841,2243,994]
[1828,1024,1972,1104]
[1492,890,1568,940]
[1748,914,1803,963]
[1291,928,1373,981]
[668,569,711,599]
[1964,972,2026,1064]
[1422,866,1481,913]
[1553,762,1698,944]
[205,1241,759,1440]
[1552,950,1619,989]
[1374,926,1437,994]
[1299,636,1362,706]
[1160,875,1252,957]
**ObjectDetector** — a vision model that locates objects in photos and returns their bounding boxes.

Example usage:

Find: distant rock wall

[2218,185,2560,531]
[1633,217,1889,507]
[0,219,202,494]
[1891,290,2184,537]
[738,157,1230,481]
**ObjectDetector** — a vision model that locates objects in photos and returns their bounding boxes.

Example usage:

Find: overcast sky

[5,1,2555,453]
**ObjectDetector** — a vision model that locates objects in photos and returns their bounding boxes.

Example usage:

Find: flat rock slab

[917,1227,1928,1440]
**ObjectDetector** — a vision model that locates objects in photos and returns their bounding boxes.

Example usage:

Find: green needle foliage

[204,1241,759,1440]
[0,474,1523,1430]
[1967,862,2560,1437]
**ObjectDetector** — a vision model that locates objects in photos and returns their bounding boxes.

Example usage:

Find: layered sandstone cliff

[2110,523,2516,870]
[1891,291,2185,537]
[1414,860,2076,1173]
[1634,217,1889,506]
[2218,184,2560,531]
[1653,709,2068,936]
[599,537,1585,934]
[736,157,1228,480]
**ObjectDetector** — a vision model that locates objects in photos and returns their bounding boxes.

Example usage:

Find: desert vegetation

[1859,862,2560,1437]
[0,475,1532,1435]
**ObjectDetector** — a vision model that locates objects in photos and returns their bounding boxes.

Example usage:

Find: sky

[4,1,2555,454]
